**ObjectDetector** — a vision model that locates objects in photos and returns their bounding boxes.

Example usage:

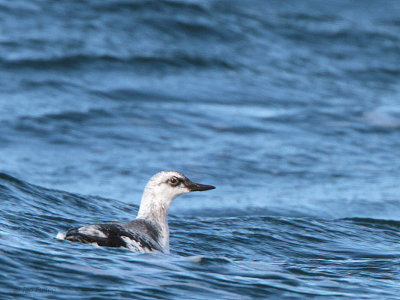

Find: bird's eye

[169,177,180,186]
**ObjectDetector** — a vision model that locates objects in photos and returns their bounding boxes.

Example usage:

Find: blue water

[1,0,400,298]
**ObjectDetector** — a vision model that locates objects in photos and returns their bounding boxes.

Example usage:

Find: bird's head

[144,171,215,201]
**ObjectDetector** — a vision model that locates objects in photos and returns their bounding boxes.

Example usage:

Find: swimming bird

[56,171,215,253]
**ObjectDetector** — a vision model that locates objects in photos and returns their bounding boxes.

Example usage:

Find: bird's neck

[136,190,174,252]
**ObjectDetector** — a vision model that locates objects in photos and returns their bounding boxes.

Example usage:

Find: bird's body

[57,171,215,253]
[60,219,164,252]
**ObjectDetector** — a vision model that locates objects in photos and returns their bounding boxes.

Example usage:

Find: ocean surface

[1,0,400,298]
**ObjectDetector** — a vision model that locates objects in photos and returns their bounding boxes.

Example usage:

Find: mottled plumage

[57,171,215,253]
[63,219,163,252]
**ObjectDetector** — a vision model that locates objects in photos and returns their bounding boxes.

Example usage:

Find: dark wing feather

[64,222,163,252]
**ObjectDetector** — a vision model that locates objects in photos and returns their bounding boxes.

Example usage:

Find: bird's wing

[64,223,163,253]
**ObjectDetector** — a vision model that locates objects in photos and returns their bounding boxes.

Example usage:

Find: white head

[136,171,215,222]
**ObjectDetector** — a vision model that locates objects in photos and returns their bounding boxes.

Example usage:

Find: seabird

[56,171,215,253]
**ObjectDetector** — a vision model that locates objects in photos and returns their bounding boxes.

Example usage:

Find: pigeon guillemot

[56,171,215,253]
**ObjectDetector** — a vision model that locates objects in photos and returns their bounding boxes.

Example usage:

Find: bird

[56,171,215,253]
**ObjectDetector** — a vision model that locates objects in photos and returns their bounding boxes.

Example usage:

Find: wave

[1,172,400,298]
[92,0,209,15]
[0,172,137,223]
[0,52,238,71]
[342,217,400,228]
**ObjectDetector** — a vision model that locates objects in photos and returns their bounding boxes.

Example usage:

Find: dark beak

[184,178,215,192]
